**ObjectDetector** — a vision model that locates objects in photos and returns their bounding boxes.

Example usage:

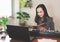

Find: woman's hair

[35,4,49,24]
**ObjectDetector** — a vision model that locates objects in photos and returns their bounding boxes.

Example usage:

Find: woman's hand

[32,22,37,26]
[31,22,38,28]
[38,27,47,32]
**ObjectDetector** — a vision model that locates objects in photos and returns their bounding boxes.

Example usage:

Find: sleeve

[49,18,55,30]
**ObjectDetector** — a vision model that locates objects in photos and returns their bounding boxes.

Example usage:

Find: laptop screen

[6,25,30,42]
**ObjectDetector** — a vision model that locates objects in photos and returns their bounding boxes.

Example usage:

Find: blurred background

[0,0,60,31]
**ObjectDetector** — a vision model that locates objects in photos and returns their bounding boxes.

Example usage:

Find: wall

[7,0,19,25]
[8,0,60,31]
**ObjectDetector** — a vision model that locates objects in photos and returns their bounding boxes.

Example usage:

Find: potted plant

[17,12,30,25]
[0,17,8,32]
[2,17,8,32]
[17,0,30,25]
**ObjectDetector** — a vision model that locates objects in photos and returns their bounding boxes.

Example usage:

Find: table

[6,25,60,42]
[32,36,60,42]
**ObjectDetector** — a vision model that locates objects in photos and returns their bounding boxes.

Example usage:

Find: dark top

[37,17,54,30]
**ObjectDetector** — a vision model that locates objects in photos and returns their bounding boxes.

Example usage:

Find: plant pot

[19,19,26,26]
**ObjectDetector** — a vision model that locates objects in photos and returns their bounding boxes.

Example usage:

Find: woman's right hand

[32,22,37,26]
[29,22,37,28]
[31,22,38,28]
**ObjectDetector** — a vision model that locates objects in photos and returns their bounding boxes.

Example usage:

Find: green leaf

[0,21,3,26]
[19,0,26,8]
[2,17,8,24]
[17,16,21,19]
[19,0,23,2]
[16,11,30,20]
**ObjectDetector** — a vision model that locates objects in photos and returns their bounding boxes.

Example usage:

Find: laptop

[6,25,35,42]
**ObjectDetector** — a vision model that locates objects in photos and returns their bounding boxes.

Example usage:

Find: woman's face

[37,7,44,18]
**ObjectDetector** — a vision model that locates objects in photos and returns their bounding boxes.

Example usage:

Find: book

[32,23,47,28]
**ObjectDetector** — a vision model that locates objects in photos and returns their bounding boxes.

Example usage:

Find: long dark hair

[35,4,49,24]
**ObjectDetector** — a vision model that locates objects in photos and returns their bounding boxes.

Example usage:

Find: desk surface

[6,25,60,42]
[32,36,60,42]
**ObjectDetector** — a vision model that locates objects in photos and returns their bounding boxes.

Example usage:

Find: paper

[0,35,11,42]
[38,38,57,42]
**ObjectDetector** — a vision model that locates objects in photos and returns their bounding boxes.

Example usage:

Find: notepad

[38,38,57,42]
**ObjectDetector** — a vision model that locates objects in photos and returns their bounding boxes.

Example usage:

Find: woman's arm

[49,18,55,30]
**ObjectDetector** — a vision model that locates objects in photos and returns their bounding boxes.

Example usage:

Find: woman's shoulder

[46,17,53,22]
[47,17,53,19]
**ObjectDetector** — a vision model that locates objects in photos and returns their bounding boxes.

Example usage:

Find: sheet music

[38,38,57,42]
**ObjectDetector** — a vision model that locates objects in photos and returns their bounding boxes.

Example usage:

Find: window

[0,0,12,17]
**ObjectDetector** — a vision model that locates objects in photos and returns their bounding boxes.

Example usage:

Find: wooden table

[32,36,60,42]
[10,39,26,42]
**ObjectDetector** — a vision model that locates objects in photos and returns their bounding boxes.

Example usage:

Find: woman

[33,4,54,31]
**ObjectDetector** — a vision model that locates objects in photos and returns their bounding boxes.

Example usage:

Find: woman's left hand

[38,27,47,32]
